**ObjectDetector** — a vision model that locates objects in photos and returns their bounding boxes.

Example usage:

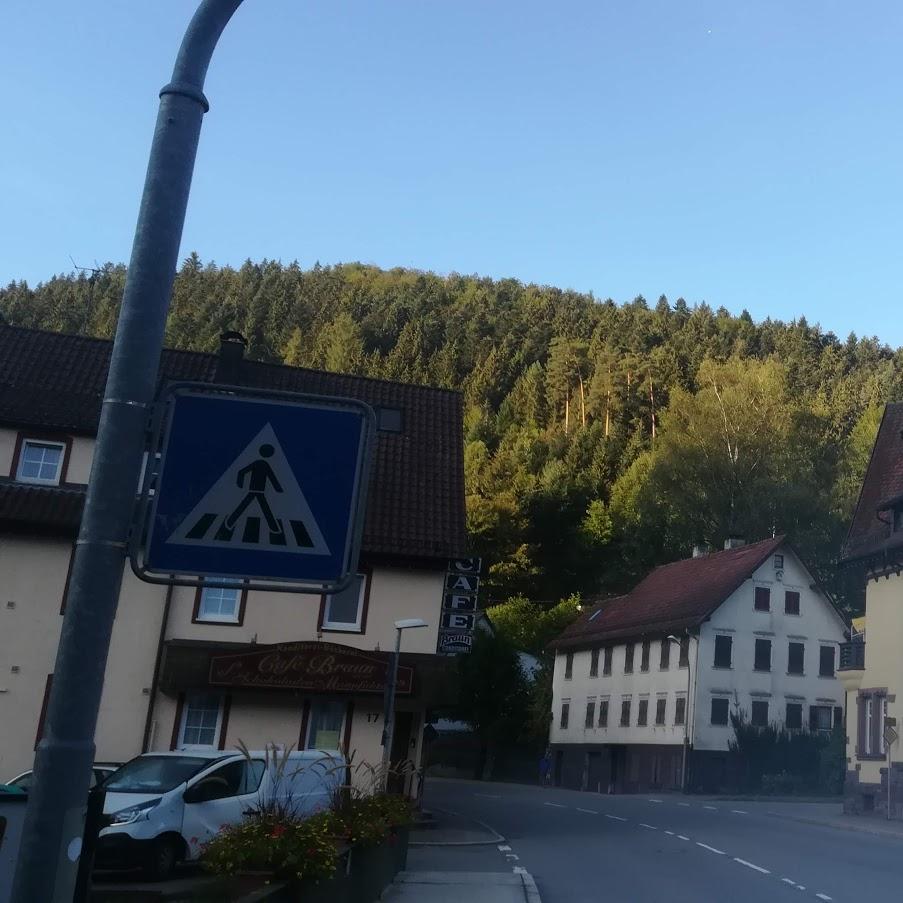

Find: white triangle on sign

[166,423,330,556]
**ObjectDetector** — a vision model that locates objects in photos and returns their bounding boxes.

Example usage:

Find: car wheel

[143,836,179,882]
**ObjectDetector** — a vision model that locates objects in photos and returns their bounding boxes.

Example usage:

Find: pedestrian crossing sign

[133,386,374,592]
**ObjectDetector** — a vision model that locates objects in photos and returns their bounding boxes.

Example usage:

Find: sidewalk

[411,808,505,846]
[383,871,540,903]
[753,799,903,841]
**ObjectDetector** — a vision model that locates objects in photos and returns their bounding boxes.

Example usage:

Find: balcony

[837,641,865,693]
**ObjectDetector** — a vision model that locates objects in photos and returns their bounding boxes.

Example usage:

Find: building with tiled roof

[0,324,466,795]
[547,537,847,794]
[837,403,903,820]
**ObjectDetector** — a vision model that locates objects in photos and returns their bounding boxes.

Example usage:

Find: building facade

[0,325,467,794]
[549,537,848,793]
[839,403,903,819]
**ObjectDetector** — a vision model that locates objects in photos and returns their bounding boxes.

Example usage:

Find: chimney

[216,331,248,384]
[724,535,746,551]
[692,544,710,559]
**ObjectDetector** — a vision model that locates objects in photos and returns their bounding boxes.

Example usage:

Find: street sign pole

[11,3,244,899]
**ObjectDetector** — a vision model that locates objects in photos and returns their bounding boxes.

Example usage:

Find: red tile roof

[551,536,786,649]
[0,324,466,562]
[843,403,903,562]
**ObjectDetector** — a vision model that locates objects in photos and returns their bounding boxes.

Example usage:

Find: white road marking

[696,843,725,854]
[506,854,520,861]
[781,879,796,886]
[664,830,675,835]
[731,809,748,815]
[733,858,769,874]
[648,798,663,803]
[639,823,657,829]
[605,814,627,821]
[703,805,718,810]
[498,845,511,852]
[815,895,832,901]
[678,802,691,807]
[677,835,690,841]
[577,807,598,814]
[544,802,566,808]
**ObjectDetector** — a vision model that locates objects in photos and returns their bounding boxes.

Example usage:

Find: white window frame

[196,582,242,624]
[16,439,66,485]
[321,573,367,632]
[178,692,224,750]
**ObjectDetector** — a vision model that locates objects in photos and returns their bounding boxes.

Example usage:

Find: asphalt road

[417,778,903,903]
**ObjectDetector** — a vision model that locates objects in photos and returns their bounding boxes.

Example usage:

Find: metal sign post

[884,719,898,821]
[11,3,245,900]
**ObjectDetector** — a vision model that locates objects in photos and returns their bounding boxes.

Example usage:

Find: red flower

[270,824,287,839]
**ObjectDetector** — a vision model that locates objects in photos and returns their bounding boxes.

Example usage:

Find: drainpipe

[142,583,174,752]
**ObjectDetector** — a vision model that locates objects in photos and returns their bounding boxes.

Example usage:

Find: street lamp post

[11,3,245,901]
[668,634,692,793]
[380,618,428,792]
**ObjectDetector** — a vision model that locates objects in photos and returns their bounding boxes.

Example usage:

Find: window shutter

[856,695,866,756]
[809,705,818,732]
[833,706,843,732]
[871,696,882,756]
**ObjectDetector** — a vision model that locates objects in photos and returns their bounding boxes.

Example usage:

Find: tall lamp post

[381,618,428,791]
[668,634,692,793]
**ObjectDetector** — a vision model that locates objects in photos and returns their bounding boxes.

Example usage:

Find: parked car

[96,748,345,880]
[5,762,120,793]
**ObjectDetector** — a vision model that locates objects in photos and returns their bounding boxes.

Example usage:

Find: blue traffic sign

[134,387,374,591]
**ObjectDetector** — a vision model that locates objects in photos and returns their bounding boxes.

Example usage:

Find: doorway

[388,711,416,794]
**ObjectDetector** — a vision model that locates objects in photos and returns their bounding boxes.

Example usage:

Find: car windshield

[104,756,213,793]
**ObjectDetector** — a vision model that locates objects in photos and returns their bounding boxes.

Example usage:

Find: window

[655,697,667,725]
[585,699,596,728]
[17,439,65,485]
[809,705,832,732]
[624,643,635,674]
[674,696,687,726]
[307,701,346,750]
[195,582,243,623]
[620,699,631,726]
[178,693,223,748]
[754,587,771,612]
[590,648,600,678]
[192,759,266,801]
[751,700,769,727]
[678,636,690,668]
[560,701,570,730]
[819,646,835,678]
[788,642,805,675]
[713,634,732,669]
[710,697,730,726]
[564,651,574,679]
[784,591,800,615]
[637,699,649,726]
[786,702,803,730]
[659,639,670,670]
[640,640,651,672]
[603,646,613,675]
[774,554,784,569]
[599,699,609,727]
[754,638,772,672]
[321,573,367,632]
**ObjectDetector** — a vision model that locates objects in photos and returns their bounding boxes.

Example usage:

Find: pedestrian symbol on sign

[167,423,330,555]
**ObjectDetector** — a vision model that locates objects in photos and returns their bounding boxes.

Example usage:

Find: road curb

[514,866,543,903]
[409,807,506,847]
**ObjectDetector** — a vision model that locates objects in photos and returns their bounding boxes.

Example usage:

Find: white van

[96,748,344,880]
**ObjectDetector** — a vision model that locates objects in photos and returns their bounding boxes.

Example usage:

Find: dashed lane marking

[506,854,519,861]
[815,895,832,901]
[605,814,627,822]
[576,808,598,814]
[731,809,748,815]
[733,858,769,874]
[677,835,690,841]
[696,842,725,854]
[648,799,663,803]
[544,802,566,808]
[498,845,511,852]
[639,823,657,829]
[664,830,675,835]
[703,805,718,810]
[678,802,691,807]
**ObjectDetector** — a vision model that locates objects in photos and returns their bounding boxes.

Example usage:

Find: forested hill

[2,256,899,612]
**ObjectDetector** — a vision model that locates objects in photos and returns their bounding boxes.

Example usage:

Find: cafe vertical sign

[437,557,481,654]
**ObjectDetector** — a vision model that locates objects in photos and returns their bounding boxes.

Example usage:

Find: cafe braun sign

[209,642,413,695]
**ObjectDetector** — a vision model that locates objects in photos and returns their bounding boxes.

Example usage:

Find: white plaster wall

[0,428,16,477]
[550,639,698,747]
[65,436,94,484]
[694,547,847,752]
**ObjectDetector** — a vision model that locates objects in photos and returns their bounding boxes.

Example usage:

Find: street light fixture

[380,618,428,790]
[668,634,691,793]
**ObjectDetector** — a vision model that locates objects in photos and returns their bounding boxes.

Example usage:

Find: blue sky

[3,1,902,344]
